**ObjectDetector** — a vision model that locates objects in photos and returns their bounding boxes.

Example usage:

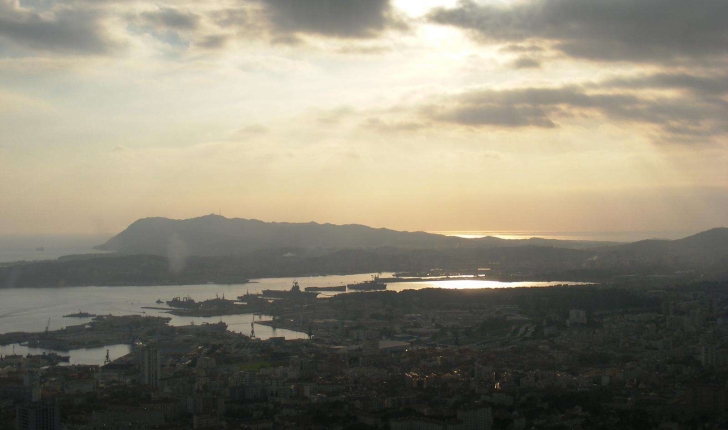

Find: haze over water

[0,234,110,263]
[432,230,695,242]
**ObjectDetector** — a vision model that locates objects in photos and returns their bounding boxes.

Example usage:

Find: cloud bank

[0,0,119,54]
[429,0,728,63]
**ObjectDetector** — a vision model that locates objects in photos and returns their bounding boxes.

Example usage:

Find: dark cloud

[196,34,230,50]
[421,81,728,142]
[139,8,201,32]
[597,73,728,96]
[500,44,545,54]
[0,0,406,57]
[259,0,405,39]
[270,34,304,46]
[511,57,541,69]
[134,8,246,51]
[429,0,728,63]
[455,105,549,128]
[210,7,251,28]
[336,45,392,55]
[0,2,118,54]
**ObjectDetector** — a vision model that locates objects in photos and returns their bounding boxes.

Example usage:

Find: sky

[0,0,727,236]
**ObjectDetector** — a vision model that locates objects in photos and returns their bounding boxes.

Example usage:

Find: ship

[237,290,266,303]
[63,311,96,318]
[199,293,235,308]
[262,281,319,299]
[166,296,197,308]
[21,352,70,367]
[305,285,346,292]
[43,352,70,363]
[347,275,387,291]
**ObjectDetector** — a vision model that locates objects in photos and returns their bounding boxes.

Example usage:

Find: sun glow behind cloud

[0,0,726,235]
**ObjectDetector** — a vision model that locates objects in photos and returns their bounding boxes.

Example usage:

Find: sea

[0,234,110,263]
[431,230,694,242]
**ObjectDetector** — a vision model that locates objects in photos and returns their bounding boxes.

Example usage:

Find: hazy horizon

[0,220,715,263]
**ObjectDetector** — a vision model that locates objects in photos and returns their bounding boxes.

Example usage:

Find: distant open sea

[430,230,694,242]
[0,234,111,263]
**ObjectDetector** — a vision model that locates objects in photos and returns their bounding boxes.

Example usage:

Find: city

[2,280,728,429]
[1,0,727,428]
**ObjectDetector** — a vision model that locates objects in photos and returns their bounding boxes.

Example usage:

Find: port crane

[45,319,50,333]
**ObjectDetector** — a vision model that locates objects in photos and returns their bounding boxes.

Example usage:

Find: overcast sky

[1,0,727,235]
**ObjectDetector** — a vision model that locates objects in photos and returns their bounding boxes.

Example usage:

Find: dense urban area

[2,278,728,429]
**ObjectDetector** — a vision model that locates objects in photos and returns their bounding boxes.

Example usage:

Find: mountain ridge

[94,214,620,256]
[2,221,725,288]
[605,227,728,258]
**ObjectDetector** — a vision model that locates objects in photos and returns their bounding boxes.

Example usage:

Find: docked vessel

[347,275,387,291]
[43,352,70,363]
[63,311,96,318]
[237,290,266,303]
[262,281,319,299]
[199,293,235,308]
[19,352,70,367]
[166,296,197,308]
[305,285,346,292]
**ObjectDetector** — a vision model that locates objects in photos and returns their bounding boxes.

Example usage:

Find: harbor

[0,273,587,365]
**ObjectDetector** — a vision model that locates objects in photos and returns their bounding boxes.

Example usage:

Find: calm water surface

[0,274,390,334]
[0,273,588,364]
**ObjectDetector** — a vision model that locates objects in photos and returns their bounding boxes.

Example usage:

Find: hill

[2,226,726,288]
[604,227,728,260]
[94,214,615,257]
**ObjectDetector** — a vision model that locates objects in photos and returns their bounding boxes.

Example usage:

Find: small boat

[156,299,163,304]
